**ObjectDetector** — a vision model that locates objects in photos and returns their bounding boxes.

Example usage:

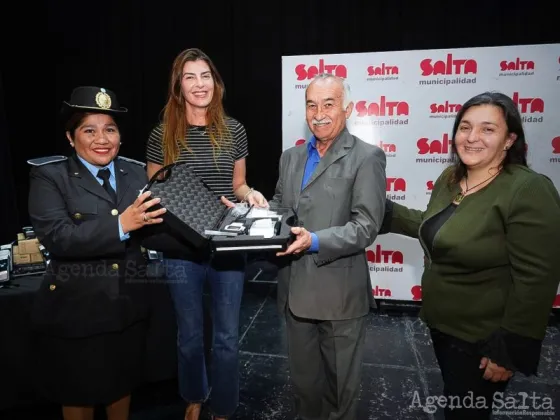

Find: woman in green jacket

[380,91,560,420]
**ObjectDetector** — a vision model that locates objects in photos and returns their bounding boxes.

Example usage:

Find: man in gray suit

[270,73,387,419]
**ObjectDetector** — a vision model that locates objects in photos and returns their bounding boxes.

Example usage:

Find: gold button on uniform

[73,213,82,220]
[49,284,56,291]
[112,263,119,270]
[111,209,119,216]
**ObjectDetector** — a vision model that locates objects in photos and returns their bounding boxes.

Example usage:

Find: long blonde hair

[161,48,232,165]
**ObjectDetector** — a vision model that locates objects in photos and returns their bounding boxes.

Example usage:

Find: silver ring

[143,214,149,222]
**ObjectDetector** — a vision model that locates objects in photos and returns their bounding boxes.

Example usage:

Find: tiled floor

[3,261,559,419]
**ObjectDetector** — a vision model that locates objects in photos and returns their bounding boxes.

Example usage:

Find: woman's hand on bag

[220,190,268,208]
[120,191,166,233]
[246,189,268,208]
[221,196,236,208]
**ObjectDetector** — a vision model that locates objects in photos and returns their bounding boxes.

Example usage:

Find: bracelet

[242,188,254,202]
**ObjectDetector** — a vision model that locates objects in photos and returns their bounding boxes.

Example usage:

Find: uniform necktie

[96,168,117,203]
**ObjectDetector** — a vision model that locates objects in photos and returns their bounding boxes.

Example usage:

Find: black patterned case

[141,162,296,253]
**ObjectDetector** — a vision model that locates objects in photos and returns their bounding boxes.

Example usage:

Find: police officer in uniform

[27,86,166,420]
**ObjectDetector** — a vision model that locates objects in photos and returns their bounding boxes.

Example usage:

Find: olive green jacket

[386,164,560,343]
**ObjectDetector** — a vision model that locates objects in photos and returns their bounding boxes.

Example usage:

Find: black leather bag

[140,162,296,254]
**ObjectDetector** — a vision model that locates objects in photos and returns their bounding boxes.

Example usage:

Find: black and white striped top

[146,117,249,202]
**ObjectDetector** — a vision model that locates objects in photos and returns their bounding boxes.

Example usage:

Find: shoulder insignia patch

[27,155,68,166]
[118,156,146,167]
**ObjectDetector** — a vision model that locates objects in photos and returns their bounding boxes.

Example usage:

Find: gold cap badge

[95,88,112,109]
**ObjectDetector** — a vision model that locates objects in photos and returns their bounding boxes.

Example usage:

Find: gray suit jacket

[270,128,387,321]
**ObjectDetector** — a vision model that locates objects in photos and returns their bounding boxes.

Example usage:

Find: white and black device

[223,222,246,233]
[146,249,160,260]
[0,247,11,284]
[38,243,51,266]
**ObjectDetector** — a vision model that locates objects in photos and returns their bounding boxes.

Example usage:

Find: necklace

[454,171,500,203]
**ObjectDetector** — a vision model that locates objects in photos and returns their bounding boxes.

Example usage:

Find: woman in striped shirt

[146,48,267,420]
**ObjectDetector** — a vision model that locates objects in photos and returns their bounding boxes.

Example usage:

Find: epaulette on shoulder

[118,156,146,167]
[27,155,68,167]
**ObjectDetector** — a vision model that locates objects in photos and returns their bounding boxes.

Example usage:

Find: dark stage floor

[3,264,559,420]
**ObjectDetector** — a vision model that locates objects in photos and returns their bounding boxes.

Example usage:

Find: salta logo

[355,97,409,117]
[426,181,434,190]
[386,177,406,201]
[511,92,544,123]
[367,245,404,273]
[367,63,399,76]
[415,134,455,165]
[552,136,560,154]
[419,53,477,86]
[551,137,560,163]
[352,96,410,127]
[429,101,462,119]
[500,58,535,70]
[377,140,397,157]
[411,285,422,301]
[420,54,477,76]
[366,63,399,82]
[417,133,452,155]
[295,59,347,81]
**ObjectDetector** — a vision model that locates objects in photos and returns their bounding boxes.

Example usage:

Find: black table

[0,264,179,411]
